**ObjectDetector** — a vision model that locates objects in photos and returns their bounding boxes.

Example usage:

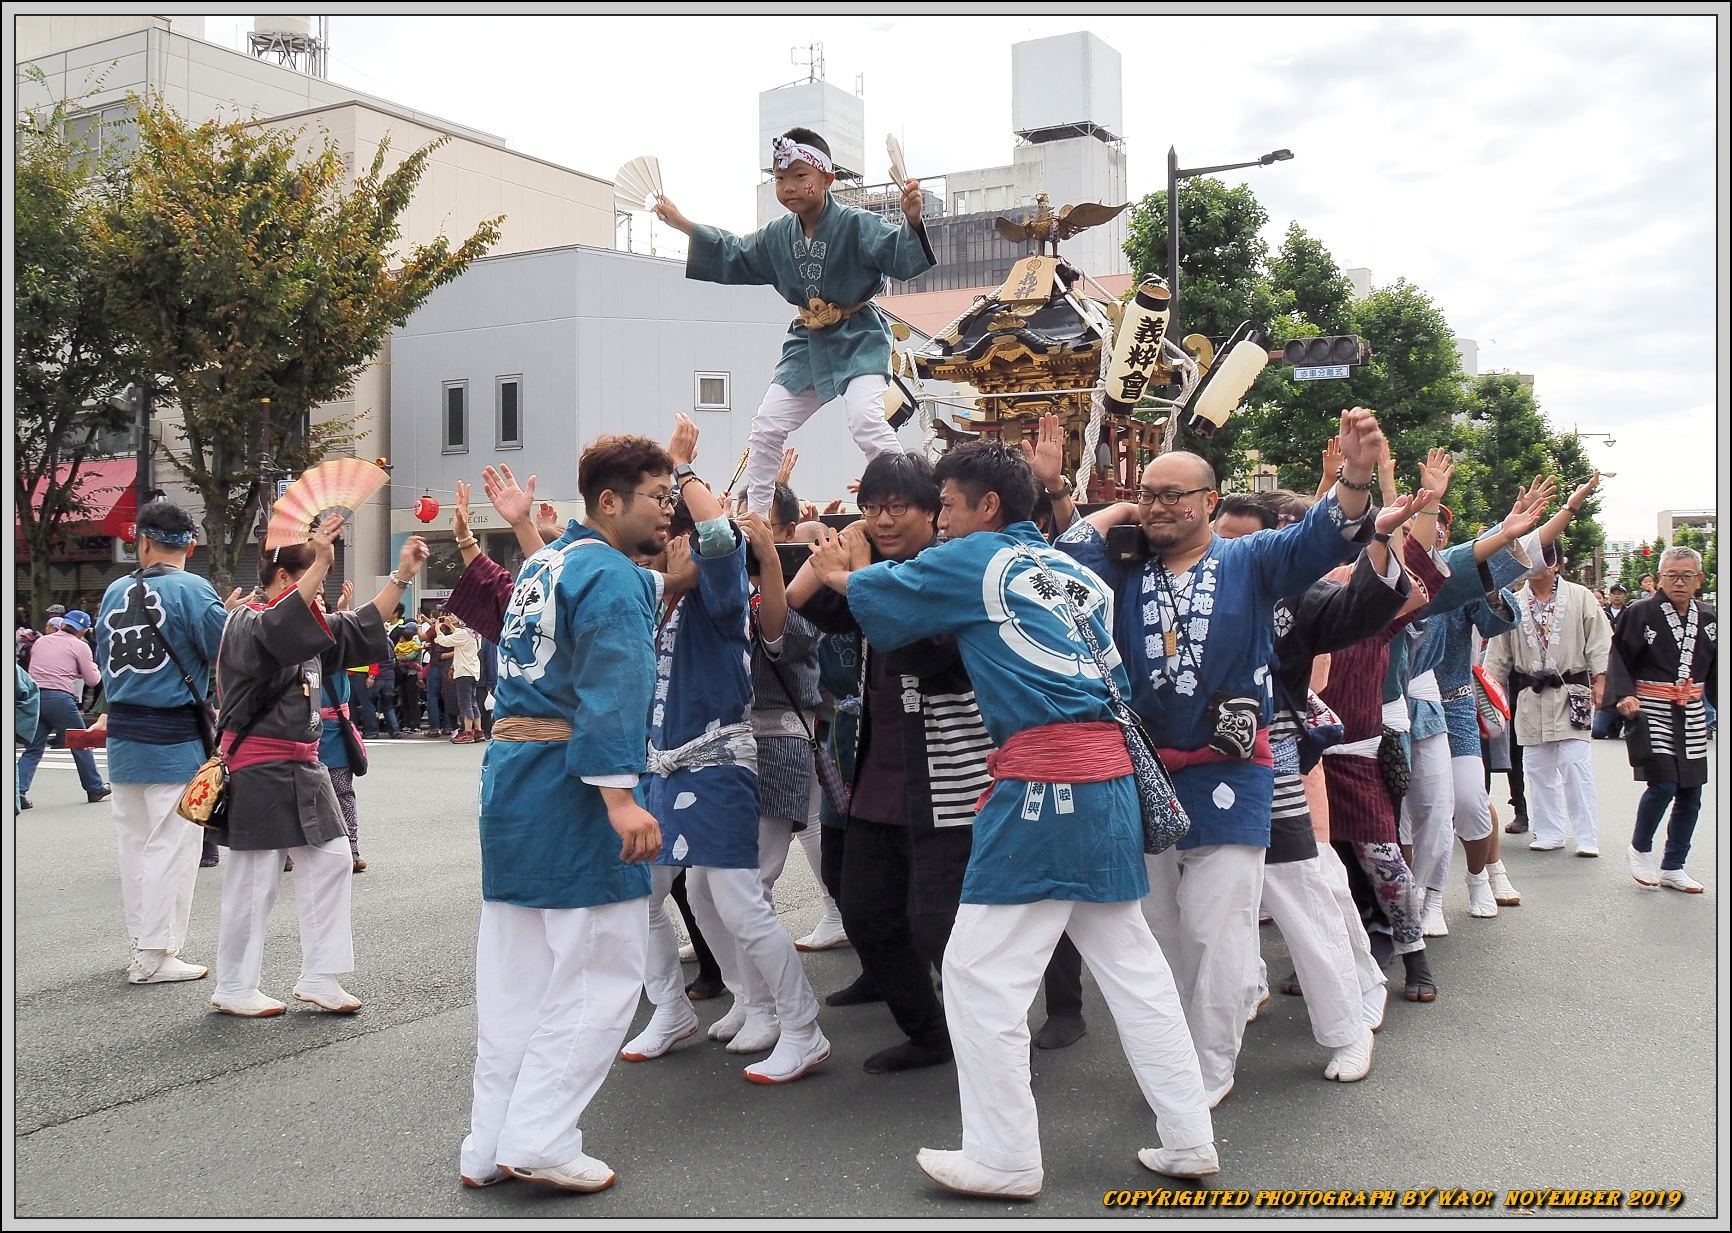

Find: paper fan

[613,156,664,212]
[886,133,908,187]
[263,458,390,548]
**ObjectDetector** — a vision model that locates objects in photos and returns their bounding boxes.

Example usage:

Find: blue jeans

[372,681,400,736]
[1592,707,1623,739]
[1632,780,1703,871]
[425,664,446,731]
[16,689,106,794]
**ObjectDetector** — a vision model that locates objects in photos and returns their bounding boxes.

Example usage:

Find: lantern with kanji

[414,495,440,523]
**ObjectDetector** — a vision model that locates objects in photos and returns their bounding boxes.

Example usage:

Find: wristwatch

[1046,475,1072,498]
[1373,529,1394,544]
[673,464,698,487]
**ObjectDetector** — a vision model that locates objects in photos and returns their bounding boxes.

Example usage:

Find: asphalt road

[10,736,1721,1220]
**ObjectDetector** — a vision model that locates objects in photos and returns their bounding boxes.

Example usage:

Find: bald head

[1141,451,1217,492]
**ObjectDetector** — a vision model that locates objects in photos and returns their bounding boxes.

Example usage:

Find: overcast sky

[201,12,1722,544]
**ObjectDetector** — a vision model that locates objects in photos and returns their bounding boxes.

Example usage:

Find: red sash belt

[1636,680,1704,705]
[977,721,1130,811]
[1158,729,1275,774]
[221,732,320,773]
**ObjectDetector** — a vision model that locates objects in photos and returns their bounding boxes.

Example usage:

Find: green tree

[1448,373,1552,534]
[1546,430,1606,582]
[14,88,136,618]
[91,97,502,588]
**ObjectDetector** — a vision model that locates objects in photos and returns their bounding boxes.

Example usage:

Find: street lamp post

[1166,146,1293,347]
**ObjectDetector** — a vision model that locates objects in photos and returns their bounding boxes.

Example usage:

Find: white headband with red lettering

[772,136,832,174]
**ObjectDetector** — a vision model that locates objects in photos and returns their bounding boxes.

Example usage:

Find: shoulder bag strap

[129,572,218,753]
[754,631,819,745]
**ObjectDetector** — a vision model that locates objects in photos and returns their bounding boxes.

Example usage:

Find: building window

[443,382,467,453]
[694,372,730,412]
[496,376,522,449]
[64,102,138,169]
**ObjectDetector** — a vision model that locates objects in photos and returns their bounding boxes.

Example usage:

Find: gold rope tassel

[492,717,576,743]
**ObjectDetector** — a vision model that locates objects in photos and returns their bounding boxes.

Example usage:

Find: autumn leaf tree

[92,96,502,588]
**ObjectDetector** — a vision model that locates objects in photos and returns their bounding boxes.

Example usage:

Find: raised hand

[398,535,430,577]
[1018,413,1066,491]
[823,498,844,516]
[1320,436,1345,488]
[535,500,561,544]
[1498,487,1548,541]
[651,195,693,236]
[1417,448,1454,502]
[1375,489,1438,535]
[668,413,699,468]
[223,587,248,612]
[1514,473,1558,515]
[1336,407,1387,476]
[810,525,854,590]
[1565,470,1600,513]
[308,514,345,566]
[738,512,779,575]
[483,464,537,528]
[337,580,354,612]
[776,448,800,487]
[900,178,924,227]
[453,480,472,542]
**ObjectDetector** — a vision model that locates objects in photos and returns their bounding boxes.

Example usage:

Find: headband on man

[140,527,196,549]
[772,135,832,175]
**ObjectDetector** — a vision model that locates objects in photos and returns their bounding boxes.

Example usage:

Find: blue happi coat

[846,522,1145,906]
[96,566,228,785]
[479,522,658,909]
[686,194,936,404]
[1058,492,1368,849]
[647,533,759,869]
[1406,536,1529,756]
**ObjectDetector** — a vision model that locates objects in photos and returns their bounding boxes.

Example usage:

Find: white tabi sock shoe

[1465,870,1498,918]
[1628,846,1660,888]
[129,949,208,984]
[725,1008,781,1054]
[1245,986,1271,1024]
[501,1152,617,1193]
[1364,983,1388,1033]
[916,1148,1042,1200]
[794,902,849,951]
[677,942,697,964]
[211,988,287,1018]
[1487,859,1522,905]
[707,998,748,1042]
[619,1003,702,1062]
[1528,837,1565,851]
[743,1021,831,1084]
[1324,1029,1375,1082]
[1138,1142,1221,1180]
[1658,867,1704,894]
[1205,1076,1234,1110]
[1421,889,1449,937]
[292,975,363,1014]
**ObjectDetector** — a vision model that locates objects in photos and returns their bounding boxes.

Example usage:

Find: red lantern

[414,495,440,523]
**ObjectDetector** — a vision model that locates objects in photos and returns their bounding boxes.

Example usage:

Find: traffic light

[1283,336,1369,367]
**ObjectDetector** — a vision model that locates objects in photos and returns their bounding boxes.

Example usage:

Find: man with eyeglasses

[1608,546,1716,892]
[1483,542,1612,858]
[1056,407,1384,1109]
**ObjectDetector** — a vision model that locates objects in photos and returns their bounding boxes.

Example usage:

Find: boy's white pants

[944,899,1212,1174]
[462,898,648,1175]
[112,784,202,953]
[214,835,353,995]
[744,377,901,514]
[644,862,819,1028]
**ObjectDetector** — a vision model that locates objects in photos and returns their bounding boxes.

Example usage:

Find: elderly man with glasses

[1055,407,1384,1109]
[1607,546,1717,892]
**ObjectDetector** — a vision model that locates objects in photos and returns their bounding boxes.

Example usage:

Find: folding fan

[613,156,665,213]
[886,134,909,188]
[263,458,391,548]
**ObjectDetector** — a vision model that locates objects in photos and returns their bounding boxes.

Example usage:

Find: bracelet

[677,472,704,488]
[1335,465,1374,493]
[455,536,479,550]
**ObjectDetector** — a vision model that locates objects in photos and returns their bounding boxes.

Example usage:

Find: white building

[1658,509,1717,542]
[15,15,615,594]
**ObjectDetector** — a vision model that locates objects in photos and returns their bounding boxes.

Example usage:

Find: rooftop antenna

[791,42,825,83]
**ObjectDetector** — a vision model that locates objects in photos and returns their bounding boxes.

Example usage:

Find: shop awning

[19,460,139,537]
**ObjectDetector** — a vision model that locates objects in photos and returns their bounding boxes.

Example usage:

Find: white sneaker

[292,976,363,1014]
[129,950,209,984]
[1465,870,1498,919]
[707,998,747,1042]
[1421,890,1449,937]
[1324,1030,1375,1082]
[1529,838,1565,851]
[1138,1142,1221,1180]
[916,1148,1042,1200]
[725,1009,781,1054]
[743,1022,831,1084]
[619,1004,701,1062]
[1363,983,1388,1033]
[1487,860,1522,905]
[1575,845,1600,858]
[501,1152,616,1193]
[677,942,697,964]
[1659,868,1705,894]
[1628,845,1660,888]
[1246,987,1271,1024]
[211,989,287,1018]
[794,902,850,952]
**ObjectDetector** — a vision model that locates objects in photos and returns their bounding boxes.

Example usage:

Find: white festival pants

[945,899,1212,1173]
[1450,755,1496,847]
[1142,843,1266,1097]
[462,898,648,1175]
[647,862,820,1028]
[214,835,354,996]
[1401,732,1456,892]
[1260,856,1365,1049]
[112,783,202,953]
[1525,739,1599,849]
[744,376,902,515]
[1316,841,1386,998]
